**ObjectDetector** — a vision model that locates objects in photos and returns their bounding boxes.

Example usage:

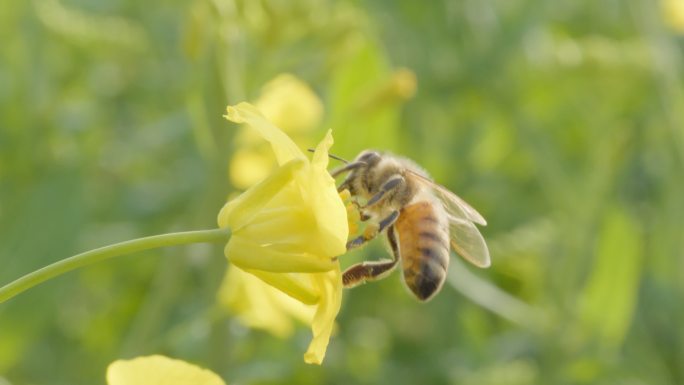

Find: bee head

[356,150,382,167]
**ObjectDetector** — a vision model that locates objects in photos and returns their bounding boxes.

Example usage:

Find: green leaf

[578,206,643,349]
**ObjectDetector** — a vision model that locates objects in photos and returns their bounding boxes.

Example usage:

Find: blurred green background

[2,0,684,384]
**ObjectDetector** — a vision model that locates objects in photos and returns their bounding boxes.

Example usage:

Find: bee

[331,150,490,301]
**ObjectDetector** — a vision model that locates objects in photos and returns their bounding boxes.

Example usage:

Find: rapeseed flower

[107,355,225,385]
[663,0,684,32]
[219,102,348,364]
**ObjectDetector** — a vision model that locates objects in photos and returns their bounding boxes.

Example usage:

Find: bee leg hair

[342,259,398,288]
[342,226,401,288]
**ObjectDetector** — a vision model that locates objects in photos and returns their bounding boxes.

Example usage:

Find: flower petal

[226,236,337,273]
[310,129,334,169]
[107,355,225,385]
[225,102,304,165]
[304,268,343,365]
[236,203,318,252]
[244,269,319,305]
[304,130,349,256]
[218,158,304,230]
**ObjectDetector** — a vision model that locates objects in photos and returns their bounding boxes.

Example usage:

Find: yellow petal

[226,236,337,273]
[309,129,334,170]
[304,268,343,365]
[244,269,319,305]
[225,102,304,165]
[235,203,318,252]
[302,130,349,256]
[235,200,343,258]
[218,158,304,230]
[106,355,225,385]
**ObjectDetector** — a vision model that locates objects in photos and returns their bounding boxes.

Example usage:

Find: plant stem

[0,228,231,304]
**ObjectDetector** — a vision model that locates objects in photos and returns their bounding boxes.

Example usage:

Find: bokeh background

[2,0,684,384]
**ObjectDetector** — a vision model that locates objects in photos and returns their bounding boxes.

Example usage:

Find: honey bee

[331,150,490,301]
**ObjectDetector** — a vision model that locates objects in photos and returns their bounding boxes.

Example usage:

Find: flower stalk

[0,228,231,304]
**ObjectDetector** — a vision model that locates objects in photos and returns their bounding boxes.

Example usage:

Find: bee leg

[346,210,399,250]
[386,225,400,262]
[342,259,398,288]
[342,226,401,288]
[345,223,378,249]
[378,210,400,232]
[363,175,405,208]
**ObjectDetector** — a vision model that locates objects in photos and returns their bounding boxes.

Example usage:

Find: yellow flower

[229,74,323,188]
[229,147,274,193]
[255,73,324,135]
[357,68,417,112]
[219,102,348,364]
[663,0,684,32]
[220,102,347,271]
[107,355,225,385]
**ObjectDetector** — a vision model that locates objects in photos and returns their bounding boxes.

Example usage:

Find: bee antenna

[307,148,349,164]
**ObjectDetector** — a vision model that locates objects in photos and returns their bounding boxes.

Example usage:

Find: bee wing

[448,216,491,268]
[406,170,487,226]
[406,170,490,268]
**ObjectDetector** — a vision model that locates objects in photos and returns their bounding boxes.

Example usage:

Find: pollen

[340,189,361,236]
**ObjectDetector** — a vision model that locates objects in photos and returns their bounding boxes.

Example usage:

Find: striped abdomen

[395,199,450,301]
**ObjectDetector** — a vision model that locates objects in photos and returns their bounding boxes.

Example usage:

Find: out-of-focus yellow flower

[107,355,225,385]
[219,102,347,364]
[357,68,417,112]
[388,68,418,100]
[228,147,274,193]
[255,74,324,135]
[663,0,684,32]
[218,265,314,338]
[230,74,323,188]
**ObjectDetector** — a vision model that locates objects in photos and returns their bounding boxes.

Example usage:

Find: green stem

[0,228,231,304]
